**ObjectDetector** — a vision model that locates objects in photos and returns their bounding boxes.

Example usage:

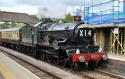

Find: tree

[63,13,74,23]
[11,22,17,28]
[0,22,26,29]
[0,22,10,29]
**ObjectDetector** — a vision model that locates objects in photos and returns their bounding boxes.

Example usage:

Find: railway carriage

[0,28,21,50]
[0,30,2,45]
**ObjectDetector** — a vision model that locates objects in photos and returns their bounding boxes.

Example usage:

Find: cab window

[39,23,53,30]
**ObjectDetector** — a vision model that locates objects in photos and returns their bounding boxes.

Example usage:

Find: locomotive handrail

[58,38,67,43]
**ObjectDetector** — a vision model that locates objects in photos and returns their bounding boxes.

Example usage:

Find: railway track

[95,69,125,79]
[79,70,125,79]
[0,50,58,79]
[56,65,125,79]
[0,46,125,79]
[48,56,125,79]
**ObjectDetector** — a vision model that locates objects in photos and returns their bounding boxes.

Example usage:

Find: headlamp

[103,54,108,60]
[79,56,85,62]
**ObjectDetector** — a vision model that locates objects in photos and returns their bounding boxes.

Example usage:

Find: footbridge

[0,11,39,26]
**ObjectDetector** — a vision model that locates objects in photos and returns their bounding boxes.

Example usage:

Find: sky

[0,0,83,18]
[0,0,123,18]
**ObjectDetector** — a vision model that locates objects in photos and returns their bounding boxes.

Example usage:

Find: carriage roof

[0,27,22,32]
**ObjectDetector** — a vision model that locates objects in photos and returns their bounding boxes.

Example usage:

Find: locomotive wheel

[64,61,68,67]
[27,47,30,55]
[80,63,86,70]
[54,58,60,65]
[64,59,70,67]
[52,40,59,50]
[40,53,46,60]
[52,58,58,64]
[23,47,26,54]
[32,49,37,58]
[46,54,52,63]
[72,62,80,71]
[88,62,96,70]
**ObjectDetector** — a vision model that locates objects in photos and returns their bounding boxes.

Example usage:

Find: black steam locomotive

[0,21,108,70]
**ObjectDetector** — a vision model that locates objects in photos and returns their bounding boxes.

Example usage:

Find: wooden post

[99,30,101,49]
[124,28,125,55]
[120,30,123,55]
[110,29,113,54]
[113,31,115,54]
[117,33,119,55]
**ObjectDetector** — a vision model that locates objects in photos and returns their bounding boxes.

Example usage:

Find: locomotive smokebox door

[78,28,93,37]
[73,23,95,45]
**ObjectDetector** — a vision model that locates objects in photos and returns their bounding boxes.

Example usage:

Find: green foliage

[0,22,10,29]
[63,13,74,23]
[0,22,26,29]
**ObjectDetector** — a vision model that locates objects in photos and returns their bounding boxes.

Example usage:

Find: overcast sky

[0,0,122,18]
[0,0,84,18]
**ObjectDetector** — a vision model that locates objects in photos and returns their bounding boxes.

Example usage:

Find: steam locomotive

[0,21,108,70]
